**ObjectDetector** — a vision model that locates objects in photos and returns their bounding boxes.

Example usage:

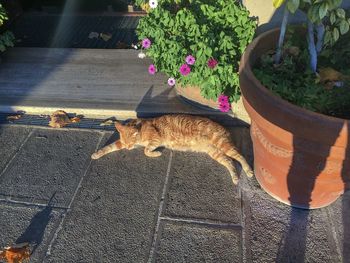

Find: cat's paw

[91,152,100,160]
[246,169,254,178]
[231,175,239,185]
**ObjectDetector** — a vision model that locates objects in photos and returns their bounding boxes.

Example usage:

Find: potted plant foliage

[239,0,350,208]
[134,0,256,121]
[0,3,15,55]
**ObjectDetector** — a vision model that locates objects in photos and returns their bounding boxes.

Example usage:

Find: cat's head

[115,120,140,149]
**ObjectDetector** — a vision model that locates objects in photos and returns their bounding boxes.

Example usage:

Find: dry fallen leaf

[6,114,22,121]
[319,67,343,83]
[49,110,82,128]
[88,32,99,39]
[116,41,128,49]
[70,116,81,123]
[317,67,350,89]
[141,2,150,13]
[100,33,112,42]
[0,243,30,263]
[100,119,115,126]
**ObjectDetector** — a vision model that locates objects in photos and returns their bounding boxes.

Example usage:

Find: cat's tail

[223,145,254,178]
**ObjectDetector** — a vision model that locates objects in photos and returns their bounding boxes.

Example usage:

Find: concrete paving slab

[0,129,102,207]
[243,190,340,263]
[154,221,242,263]
[164,151,241,224]
[0,202,63,262]
[0,126,32,172]
[328,191,350,261]
[45,134,170,263]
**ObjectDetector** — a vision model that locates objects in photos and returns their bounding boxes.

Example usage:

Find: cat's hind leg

[207,148,239,185]
[224,147,254,178]
[91,140,123,160]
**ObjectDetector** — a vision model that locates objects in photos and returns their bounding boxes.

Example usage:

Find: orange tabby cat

[92,114,253,184]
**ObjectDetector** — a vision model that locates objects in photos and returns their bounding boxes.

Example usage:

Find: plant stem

[274,5,289,64]
[316,23,325,54]
[307,19,317,73]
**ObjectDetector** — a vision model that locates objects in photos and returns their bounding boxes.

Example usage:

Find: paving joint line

[159,216,243,230]
[44,132,105,258]
[147,151,173,263]
[240,183,248,263]
[325,206,343,262]
[0,129,34,180]
[0,198,68,211]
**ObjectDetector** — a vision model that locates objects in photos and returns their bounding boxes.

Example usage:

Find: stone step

[0,47,246,126]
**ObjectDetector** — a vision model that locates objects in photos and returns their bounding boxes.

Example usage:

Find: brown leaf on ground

[0,243,30,263]
[49,110,83,128]
[88,32,99,39]
[100,119,115,126]
[116,41,128,49]
[6,114,22,121]
[100,33,112,41]
[70,116,81,123]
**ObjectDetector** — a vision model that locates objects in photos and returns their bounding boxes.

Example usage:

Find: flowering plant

[0,4,15,53]
[135,0,256,104]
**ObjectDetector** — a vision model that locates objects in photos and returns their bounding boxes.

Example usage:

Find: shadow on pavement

[15,193,56,255]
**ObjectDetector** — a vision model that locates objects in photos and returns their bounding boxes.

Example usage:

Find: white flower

[149,0,158,8]
[138,52,146,59]
[131,43,138,50]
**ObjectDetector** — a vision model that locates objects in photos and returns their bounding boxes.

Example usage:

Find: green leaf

[339,20,349,35]
[318,2,328,19]
[287,0,300,13]
[273,0,286,8]
[330,11,336,24]
[333,27,339,42]
[336,8,345,18]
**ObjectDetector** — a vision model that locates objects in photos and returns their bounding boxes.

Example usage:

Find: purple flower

[179,64,191,76]
[142,38,151,49]
[168,77,176,86]
[219,102,231,113]
[148,64,156,75]
[185,55,196,65]
[207,58,218,69]
[218,95,229,104]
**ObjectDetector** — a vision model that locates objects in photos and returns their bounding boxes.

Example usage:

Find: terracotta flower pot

[239,28,350,209]
[175,84,251,124]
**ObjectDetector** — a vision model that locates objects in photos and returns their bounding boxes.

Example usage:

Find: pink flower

[185,55,196,65]
[218,95,229,104]
[219,102,231,112]
[179,64,191,76]
[148,64,156,75]
[142,38,151,49]
[207,58,218,69]
[168,77,176,86]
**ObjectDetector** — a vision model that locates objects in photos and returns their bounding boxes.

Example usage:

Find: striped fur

[92,114,253,185]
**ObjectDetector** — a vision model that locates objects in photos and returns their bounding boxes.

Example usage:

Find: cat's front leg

[91,140,124,160]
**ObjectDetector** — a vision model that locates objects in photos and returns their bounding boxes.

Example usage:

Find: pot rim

[239,27,350,126]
